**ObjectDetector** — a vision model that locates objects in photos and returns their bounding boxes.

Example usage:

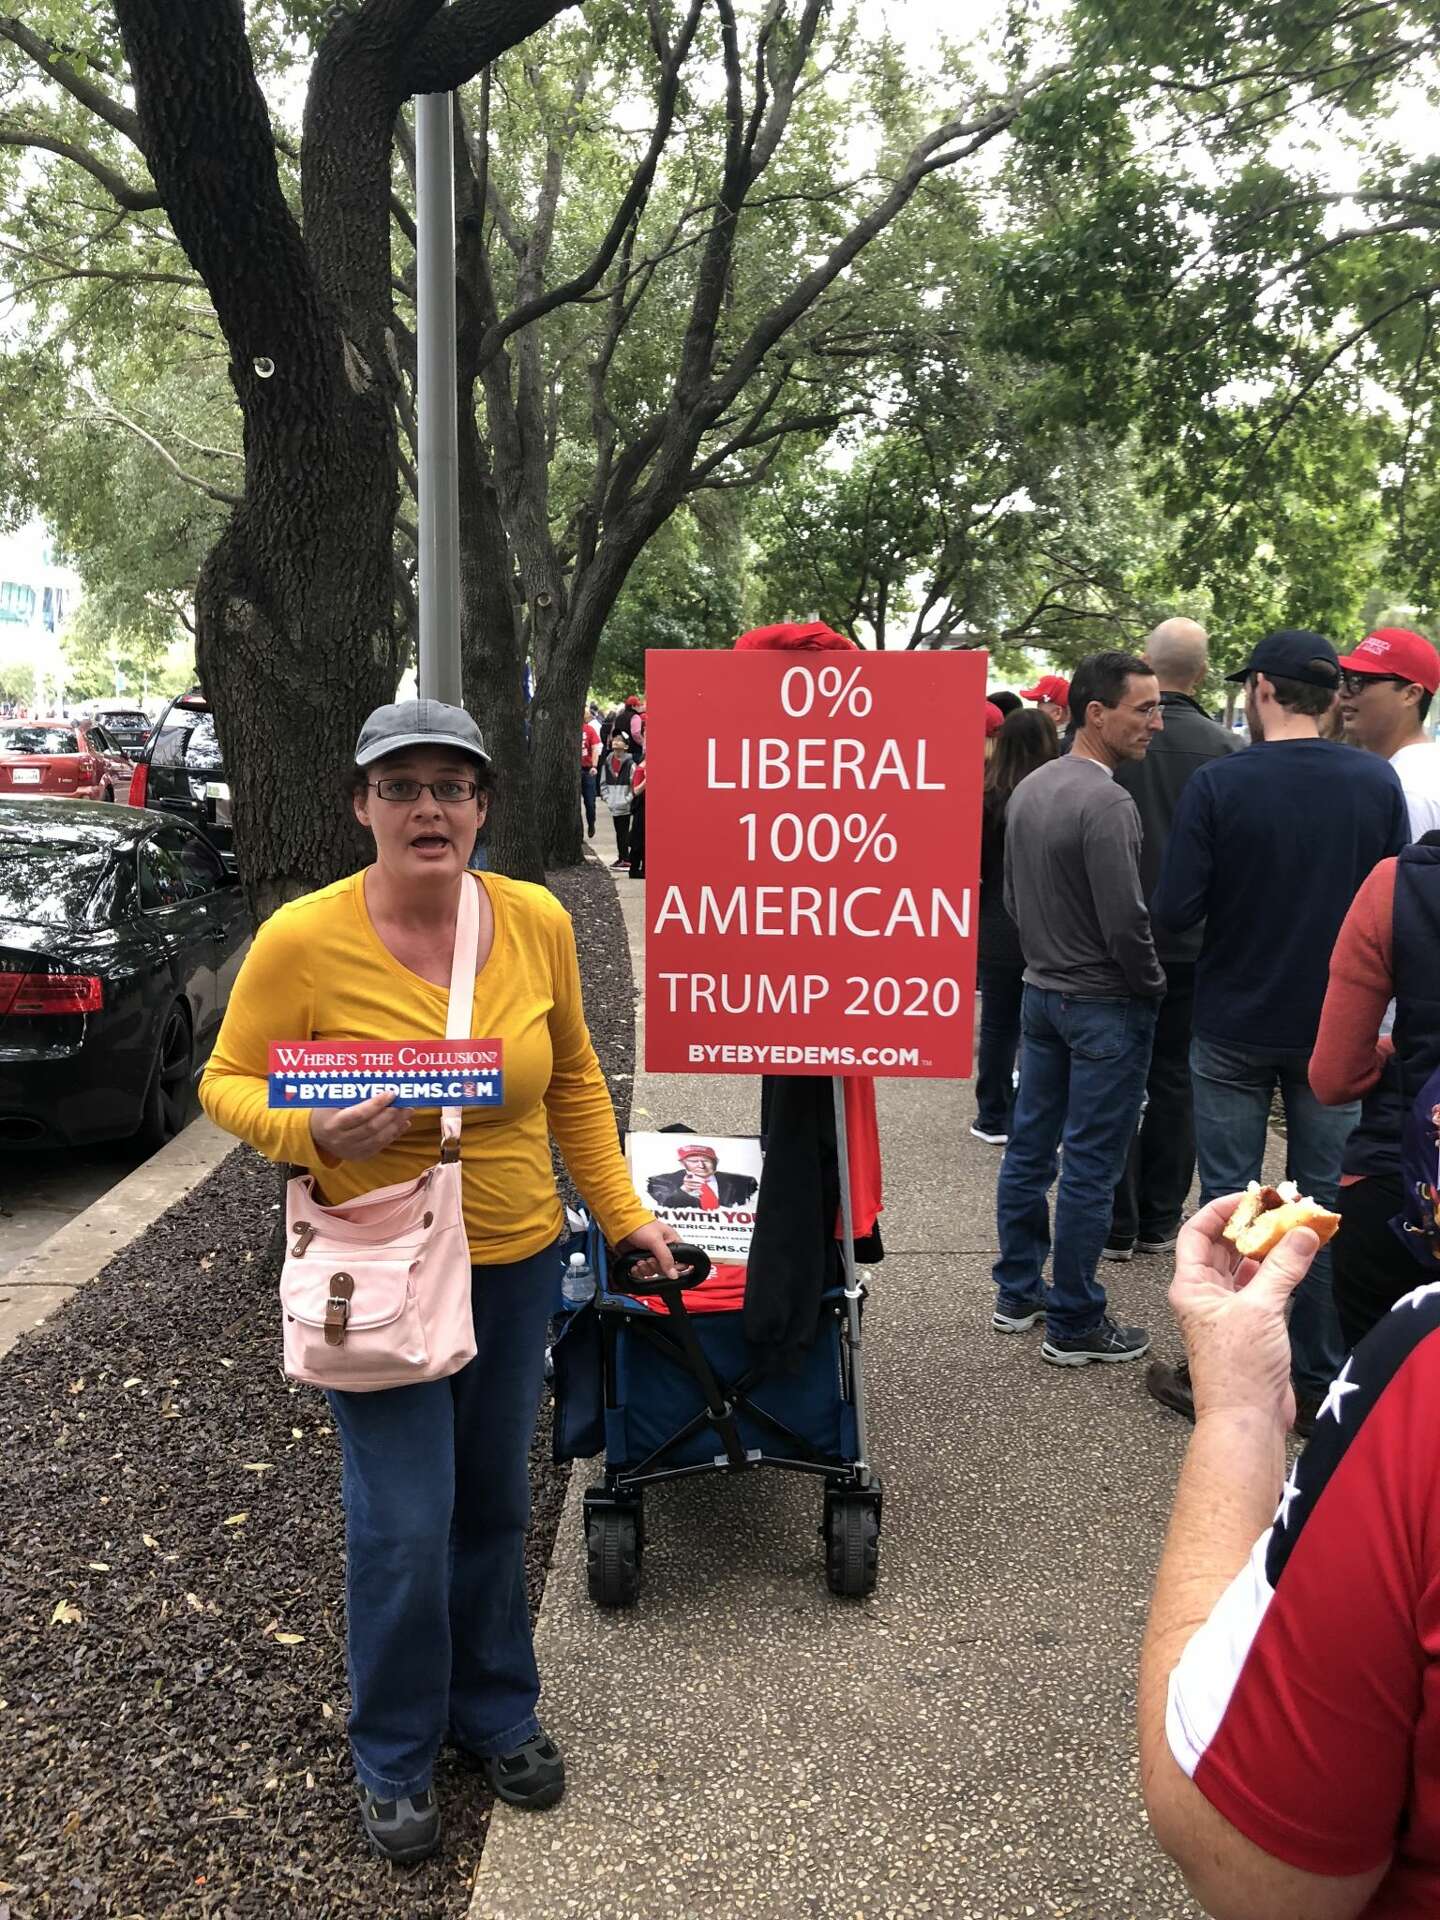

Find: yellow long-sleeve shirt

[199,868,653,1264]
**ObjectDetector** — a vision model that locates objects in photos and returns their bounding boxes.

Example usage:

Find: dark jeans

[1189,1035,1356,1398]
[327,1243,557,1800]
[580,768,597,833]
[993,987,1158,1339]
[610,811,631,860]
[628,791,646,878]
[974,961,1025,1134]
[1333,1173,1418,1350]
[1110,960,1196,1248]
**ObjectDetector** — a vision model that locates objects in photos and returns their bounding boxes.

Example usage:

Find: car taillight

[0,972,103,1016]
[129,762,148,808]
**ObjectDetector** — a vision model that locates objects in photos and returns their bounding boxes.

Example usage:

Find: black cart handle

[609,1242,712,1297]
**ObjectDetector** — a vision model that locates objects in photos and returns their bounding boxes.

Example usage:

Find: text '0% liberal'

[740,812,898,864]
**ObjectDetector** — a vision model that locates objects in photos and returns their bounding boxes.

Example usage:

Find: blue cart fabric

[605,1303,853,1471]
[551,1300,605,1461]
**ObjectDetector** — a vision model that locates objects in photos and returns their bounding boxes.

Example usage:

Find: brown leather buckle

[292,1221,315,1258]
[440,1136,461,1165]
[324,1272,354,1347]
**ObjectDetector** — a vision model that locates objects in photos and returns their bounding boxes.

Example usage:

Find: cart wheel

[586,1506,642,1608]
[824,1491,881,1598]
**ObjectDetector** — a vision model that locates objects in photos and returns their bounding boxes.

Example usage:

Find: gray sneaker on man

[1041,1316,1150,1367]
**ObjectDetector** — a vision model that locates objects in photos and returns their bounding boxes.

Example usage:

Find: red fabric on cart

[629,1261,747,1316]
[843,1077,883,1240]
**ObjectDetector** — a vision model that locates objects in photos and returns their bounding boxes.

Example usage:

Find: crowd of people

[975,621,1440,1914]
[583,694,647,877]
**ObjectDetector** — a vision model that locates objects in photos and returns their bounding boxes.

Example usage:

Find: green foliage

[0,654,35,705]
[60,596,194,702]
[986,0,1440,654]
[590,503,746,701]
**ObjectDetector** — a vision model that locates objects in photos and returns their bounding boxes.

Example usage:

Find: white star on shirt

[1275,1464,1302,1531]
[1393,1282,1440,1313]
[1317,1355,1361,1426]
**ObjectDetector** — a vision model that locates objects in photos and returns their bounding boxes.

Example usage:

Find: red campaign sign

[644,649,987,1078]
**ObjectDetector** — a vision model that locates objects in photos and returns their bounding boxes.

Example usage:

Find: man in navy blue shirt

[1148,629,1409,1425]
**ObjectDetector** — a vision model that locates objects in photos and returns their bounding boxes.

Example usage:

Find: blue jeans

[327,1243,558,1800]
[1189,1036,1356,1397]
[993,987,1158,1338]
[580,768,597,833]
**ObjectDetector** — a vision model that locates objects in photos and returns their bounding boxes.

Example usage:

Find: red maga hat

[1338,627,1440,696]
[733,621,859,653]
[1019,674,1070,705]
[676,1143,719,1162]
[984,701,1004,737]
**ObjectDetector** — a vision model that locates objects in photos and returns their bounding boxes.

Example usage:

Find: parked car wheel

[135,1001,194,1151]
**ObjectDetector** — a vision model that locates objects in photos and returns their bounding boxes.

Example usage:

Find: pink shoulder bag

[278,874,481,1392]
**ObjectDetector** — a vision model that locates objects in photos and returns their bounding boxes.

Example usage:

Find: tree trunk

[457,393,543,881]
[529,639,590,867]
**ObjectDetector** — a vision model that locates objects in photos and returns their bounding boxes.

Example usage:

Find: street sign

[644,648,986,1077]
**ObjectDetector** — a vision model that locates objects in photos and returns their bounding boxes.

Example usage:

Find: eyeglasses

[368,778,479,803]
[1339,671,1411,696]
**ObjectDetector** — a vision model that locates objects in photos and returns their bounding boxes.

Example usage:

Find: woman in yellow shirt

[200,698,677,1863]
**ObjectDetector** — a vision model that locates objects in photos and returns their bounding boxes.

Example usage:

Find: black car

[127,688,231,852]
[0,799,251,1150]
[82,704,153,755]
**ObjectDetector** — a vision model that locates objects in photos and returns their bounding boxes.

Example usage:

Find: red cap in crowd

[1338,628,1440,695]
[1020,674,1070,706]
[984,701,1005,738]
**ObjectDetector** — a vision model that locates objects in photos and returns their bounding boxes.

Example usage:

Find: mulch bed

[0,857,633,1920]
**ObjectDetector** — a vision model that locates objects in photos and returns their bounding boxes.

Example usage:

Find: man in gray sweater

[992,650,1166,1365]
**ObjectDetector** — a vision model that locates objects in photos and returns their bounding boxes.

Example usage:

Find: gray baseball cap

[354,698,491,768]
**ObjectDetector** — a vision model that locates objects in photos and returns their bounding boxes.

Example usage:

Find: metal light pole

[414,91,463,707]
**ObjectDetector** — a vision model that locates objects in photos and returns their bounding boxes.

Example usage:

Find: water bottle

[562,1249,596,1309]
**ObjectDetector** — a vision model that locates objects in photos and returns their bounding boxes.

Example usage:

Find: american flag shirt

[1167,1283,1440,1913]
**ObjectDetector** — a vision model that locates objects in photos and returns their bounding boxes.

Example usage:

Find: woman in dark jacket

[973,709,1059,1142]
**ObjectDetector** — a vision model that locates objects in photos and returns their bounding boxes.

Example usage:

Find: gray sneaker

[1041,1316,1150,1367]
[359,1784,441,1864]
[992,1297,1044,1333]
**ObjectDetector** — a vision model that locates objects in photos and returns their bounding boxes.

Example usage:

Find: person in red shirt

[1141,1200,1440,1919]
[1310,834,1440,1345]
[580,710,602,838]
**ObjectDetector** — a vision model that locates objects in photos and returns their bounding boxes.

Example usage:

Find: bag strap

[439,873,480,1160]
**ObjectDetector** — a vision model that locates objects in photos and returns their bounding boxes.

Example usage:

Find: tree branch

[473,0,704,367]
[0,126,161,212]
[709,66,1066,418]
[0,15,145,142]
[0,232,199,295]
[400,0,582,96]
[88,402,244,507]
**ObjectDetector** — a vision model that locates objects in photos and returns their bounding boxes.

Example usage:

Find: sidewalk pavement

[470,822,1217,1919]
[0,1116,234,1362]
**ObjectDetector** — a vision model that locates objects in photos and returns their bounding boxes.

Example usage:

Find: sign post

[644,648,988,1489]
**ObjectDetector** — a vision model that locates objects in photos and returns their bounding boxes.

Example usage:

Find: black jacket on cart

[747,1077,883,1372]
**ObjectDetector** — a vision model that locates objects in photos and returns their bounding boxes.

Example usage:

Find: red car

[0,719,135,802]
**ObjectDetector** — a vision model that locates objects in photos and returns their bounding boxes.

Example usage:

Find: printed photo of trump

[646,1142,759,1212]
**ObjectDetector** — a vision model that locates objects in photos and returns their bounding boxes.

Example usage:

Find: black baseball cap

[1224,629,1341,690]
